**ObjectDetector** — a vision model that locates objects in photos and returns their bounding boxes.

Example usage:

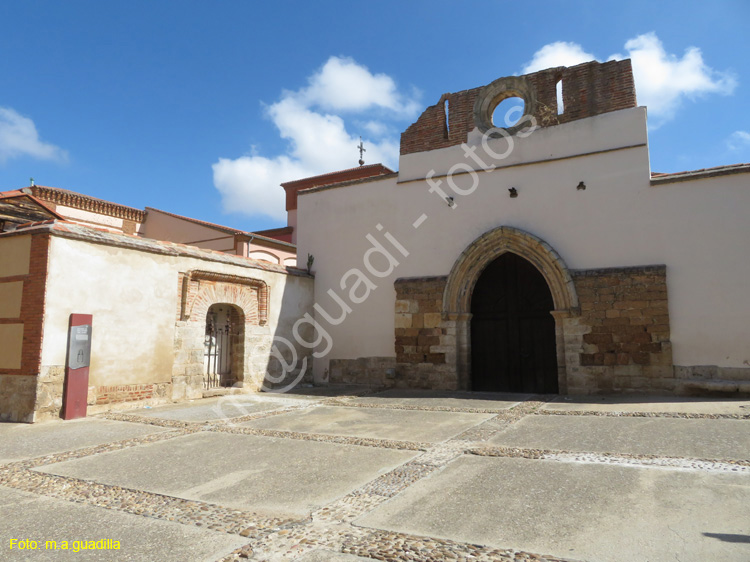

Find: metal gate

[204,313,234,389]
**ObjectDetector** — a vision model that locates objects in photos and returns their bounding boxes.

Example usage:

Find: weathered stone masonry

[172,270,269,400]
[568,265,673,394]
[394,277,456,390]
[390,266,674,395]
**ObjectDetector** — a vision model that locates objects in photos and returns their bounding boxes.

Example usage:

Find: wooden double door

[470,252,558,393]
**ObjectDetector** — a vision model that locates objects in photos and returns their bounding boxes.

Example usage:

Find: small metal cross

[357,137,366,166]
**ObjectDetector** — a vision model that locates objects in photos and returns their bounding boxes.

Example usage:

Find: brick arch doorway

[470,252,558,393]
[204,303,245,389]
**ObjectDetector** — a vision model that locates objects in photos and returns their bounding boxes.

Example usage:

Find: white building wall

[297,107,750,379]
[41,236,314,388]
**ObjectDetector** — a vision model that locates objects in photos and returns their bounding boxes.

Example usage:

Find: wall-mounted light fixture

[509,187,518,198]
[577,181,586,190]
[446,196,455,207]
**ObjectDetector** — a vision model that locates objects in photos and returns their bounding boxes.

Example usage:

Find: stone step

[202,387,245,398]
[674,379,750,398]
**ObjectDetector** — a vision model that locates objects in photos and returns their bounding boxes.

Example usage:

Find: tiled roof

[297,170,399,196]
[280,163,394,189]
[651,163,750,185]
[29,185,146,222]
[145,207,296,249]
[0,190,65,228]
[0,220,309,277]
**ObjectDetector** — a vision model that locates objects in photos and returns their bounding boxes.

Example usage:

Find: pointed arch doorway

[471,252,558,393]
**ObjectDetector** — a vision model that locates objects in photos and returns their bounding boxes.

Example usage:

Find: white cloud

[300,56,420,117]
[611,33,736,125]
[213,56,416,221]
[522,33,737,127]
[360,120,391,137]
[726,130,750,151]
[522,41,595,74]
[0,107,67,164]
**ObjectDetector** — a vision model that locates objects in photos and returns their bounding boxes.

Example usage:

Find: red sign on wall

[62,313,93,420]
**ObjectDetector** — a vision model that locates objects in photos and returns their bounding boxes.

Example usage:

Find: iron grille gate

[204,315,234,389]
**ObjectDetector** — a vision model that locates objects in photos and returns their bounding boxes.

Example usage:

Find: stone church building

[1,58,749,423]
[295,59,750,397]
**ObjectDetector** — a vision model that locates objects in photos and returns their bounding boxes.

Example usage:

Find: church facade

[2,58,749,424]
[295,59,750,396]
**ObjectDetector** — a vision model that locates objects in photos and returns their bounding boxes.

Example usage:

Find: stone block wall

[34,366,65,422]
[568,265,674,393]
[328,357,396,386]
[673,366,750,396]
[0,375,37,423]
[393,276,458,389]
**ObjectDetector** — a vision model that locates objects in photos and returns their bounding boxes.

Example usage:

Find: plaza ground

[1,387,749,561]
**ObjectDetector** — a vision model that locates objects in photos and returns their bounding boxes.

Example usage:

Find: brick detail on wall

[21,234,50,379]
[173,270,276,399]
[400,59,636,155]
[0,233,50,421]
[570,265,673,393]
[400,87,481,156]
[180,270,267,325]
[93,384,156,405]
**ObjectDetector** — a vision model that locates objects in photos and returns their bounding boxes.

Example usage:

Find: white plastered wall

[297,107,750,379]
[41,236,314,387]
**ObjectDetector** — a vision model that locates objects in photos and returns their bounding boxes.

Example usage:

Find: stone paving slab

[343,389,531,411]
[543,394,750,415]
[0,419,168,464]
[356,455,750,562]
[128,394,299,422]
[0,487,246,561]
[270,384,374,399]
[241,406,494,442]
[489,415,750,460]
[37,431,417,518]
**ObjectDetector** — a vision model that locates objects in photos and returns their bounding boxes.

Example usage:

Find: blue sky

[1,0,748,232]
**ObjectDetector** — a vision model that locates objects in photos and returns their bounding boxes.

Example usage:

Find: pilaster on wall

[0,233,51,422]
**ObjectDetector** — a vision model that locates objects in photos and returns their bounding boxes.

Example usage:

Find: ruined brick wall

[401,59,636,155]
[399,87,481,156]
[569,265,674,393]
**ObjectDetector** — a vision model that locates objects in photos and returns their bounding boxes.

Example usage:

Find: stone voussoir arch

[443,226,578,316]
[442,226,579,393]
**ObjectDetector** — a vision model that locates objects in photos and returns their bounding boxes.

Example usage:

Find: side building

[0,188,311,422]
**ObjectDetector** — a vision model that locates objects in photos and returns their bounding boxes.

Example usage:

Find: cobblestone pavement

[1,389,748,561]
